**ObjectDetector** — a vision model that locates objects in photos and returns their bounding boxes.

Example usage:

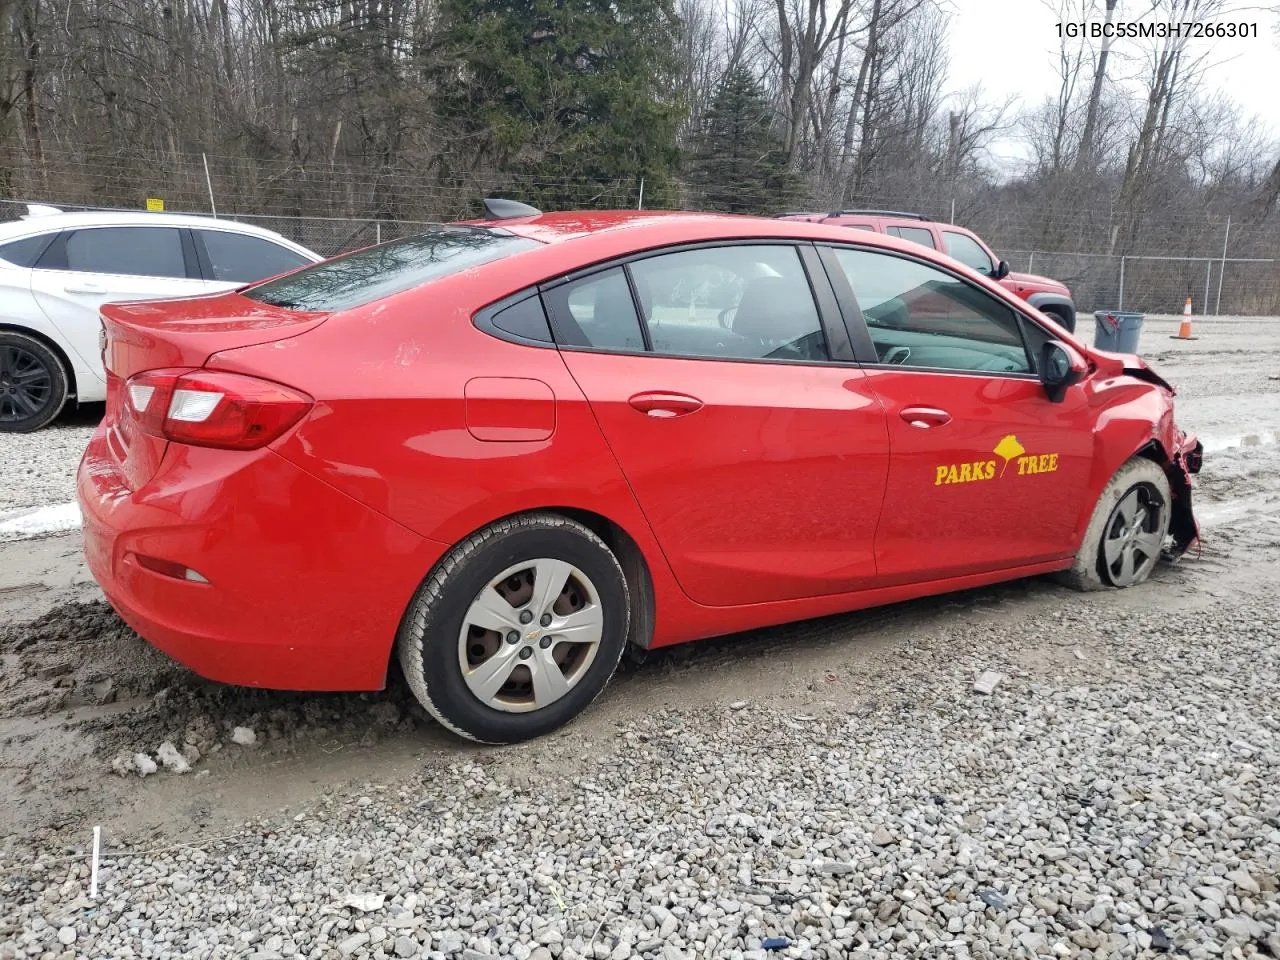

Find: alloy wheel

[0,344,53,424]
[1101,483,1169,586]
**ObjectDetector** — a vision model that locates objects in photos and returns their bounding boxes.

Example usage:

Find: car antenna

[481,198,542,221]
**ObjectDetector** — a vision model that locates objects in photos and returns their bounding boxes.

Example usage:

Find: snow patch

[1200,431,1279,454]
[0,502,82,541]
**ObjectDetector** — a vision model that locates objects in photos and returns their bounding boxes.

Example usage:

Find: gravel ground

[1,315,1279,959]
[2,595,1278,960]
[0,405,100,513]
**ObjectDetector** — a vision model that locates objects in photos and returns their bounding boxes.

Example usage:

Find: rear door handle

[63,282,106,294]
[628,391,703,418]
[900,406,952,428]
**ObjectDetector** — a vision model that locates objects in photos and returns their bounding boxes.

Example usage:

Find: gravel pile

[3,596,1277,960]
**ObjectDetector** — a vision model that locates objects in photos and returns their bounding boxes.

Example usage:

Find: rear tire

[396,513,630,744]
[1059,457,1171,592]
[0,331,68,432]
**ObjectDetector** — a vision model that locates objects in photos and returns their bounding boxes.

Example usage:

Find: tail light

[124,368,313,450]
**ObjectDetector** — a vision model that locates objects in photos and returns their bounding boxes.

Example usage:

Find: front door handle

[900,406,952,428]
[63,282,106,295]
[628,391,703,418]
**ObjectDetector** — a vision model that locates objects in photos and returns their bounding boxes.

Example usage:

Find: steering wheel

[883,346,912,365]
[718,306,737,329]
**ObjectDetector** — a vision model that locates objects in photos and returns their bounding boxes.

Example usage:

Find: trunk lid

[99,292,329,489]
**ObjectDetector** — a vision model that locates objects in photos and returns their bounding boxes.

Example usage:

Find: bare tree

[1074,0,1118,174]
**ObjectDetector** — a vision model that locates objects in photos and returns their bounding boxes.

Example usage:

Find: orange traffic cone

[1171,297,1197,340]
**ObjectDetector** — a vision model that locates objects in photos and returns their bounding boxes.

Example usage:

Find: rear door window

[244,227,542,311]
[196,230,313,283]
[630,245,829,363]
[543,268,648,352]
[886,225,936,249]
[60,227,187,278]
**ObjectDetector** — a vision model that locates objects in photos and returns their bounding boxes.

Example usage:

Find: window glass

[490,295,553,343]
[629,245,828,363]
[550,268,647,352]
[64,227,186,278]
[245,227,541,312]
[941,231,994,274]
[1019,316,1053,373]
[830,247,1030,374]
[0,234,54,268]
[886,225,936,249]
[845,224,876,231]
[198,230,312,283]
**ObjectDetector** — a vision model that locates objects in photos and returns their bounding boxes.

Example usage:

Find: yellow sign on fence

[145,197,164,212]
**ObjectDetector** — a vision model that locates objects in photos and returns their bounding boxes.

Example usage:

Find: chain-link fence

[0,198,439,258]
[4,197,1278,316]
[1004,250,1280,317]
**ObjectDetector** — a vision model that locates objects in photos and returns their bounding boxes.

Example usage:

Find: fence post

[1027,251,1035,273]
[376,221,381,245]
[1203,260,1211,314]
[1214,216,1230,316]
[1118,256,1125,311]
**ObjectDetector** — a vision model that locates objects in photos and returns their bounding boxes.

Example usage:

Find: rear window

[244,227,542,312]
[0,233,55,267]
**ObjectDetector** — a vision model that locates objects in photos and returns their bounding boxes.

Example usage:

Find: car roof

[490,210,943,253]
[0,209,314,250]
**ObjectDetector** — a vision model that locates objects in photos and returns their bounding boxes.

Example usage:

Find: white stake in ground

[90,826,101,899]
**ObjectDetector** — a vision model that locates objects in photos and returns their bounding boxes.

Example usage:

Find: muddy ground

[1,313,1278,853]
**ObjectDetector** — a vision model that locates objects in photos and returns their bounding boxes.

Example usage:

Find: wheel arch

[1079,428,1195,558]
[1027,294,1076,333]
[400,505,659,659]
[0,321,79,400]
[553,507,658,652]
[1132,439,1198,554]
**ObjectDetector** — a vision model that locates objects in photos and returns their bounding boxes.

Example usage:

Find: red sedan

[77,201,1203,743]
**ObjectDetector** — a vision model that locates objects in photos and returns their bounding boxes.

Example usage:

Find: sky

[945,0,1280,171]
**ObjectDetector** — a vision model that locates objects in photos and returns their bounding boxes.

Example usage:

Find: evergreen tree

[687,66,806,214]
[431,0,683,210]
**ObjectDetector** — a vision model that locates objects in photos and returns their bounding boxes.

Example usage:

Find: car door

[28,226,206,379]
[191,228,317,289]
[544,242,891,607]
[821,243,1095,584]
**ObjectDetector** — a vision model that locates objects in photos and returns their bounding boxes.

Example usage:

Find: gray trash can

[1093,311,1144,353]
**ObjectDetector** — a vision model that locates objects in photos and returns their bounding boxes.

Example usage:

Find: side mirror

[1041,340,1087,403]
[992,260,1010,280]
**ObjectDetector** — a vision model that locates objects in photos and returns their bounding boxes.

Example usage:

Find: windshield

[243,226,542,312]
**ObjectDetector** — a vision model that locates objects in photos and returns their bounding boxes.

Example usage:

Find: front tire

[0,332,69,432]
[1059,457,1172,591]
[396,513,630,744]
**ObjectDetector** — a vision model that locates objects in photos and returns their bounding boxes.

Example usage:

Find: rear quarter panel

[205,265,688,633]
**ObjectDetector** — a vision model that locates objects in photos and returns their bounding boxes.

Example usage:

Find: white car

[0,206,322,431]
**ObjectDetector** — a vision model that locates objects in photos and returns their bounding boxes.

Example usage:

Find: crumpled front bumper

[1167,428,1203,558]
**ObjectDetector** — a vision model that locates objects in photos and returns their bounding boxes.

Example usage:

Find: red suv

[777,210,1077,333]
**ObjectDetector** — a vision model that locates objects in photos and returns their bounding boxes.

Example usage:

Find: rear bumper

[77,428,447,691]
